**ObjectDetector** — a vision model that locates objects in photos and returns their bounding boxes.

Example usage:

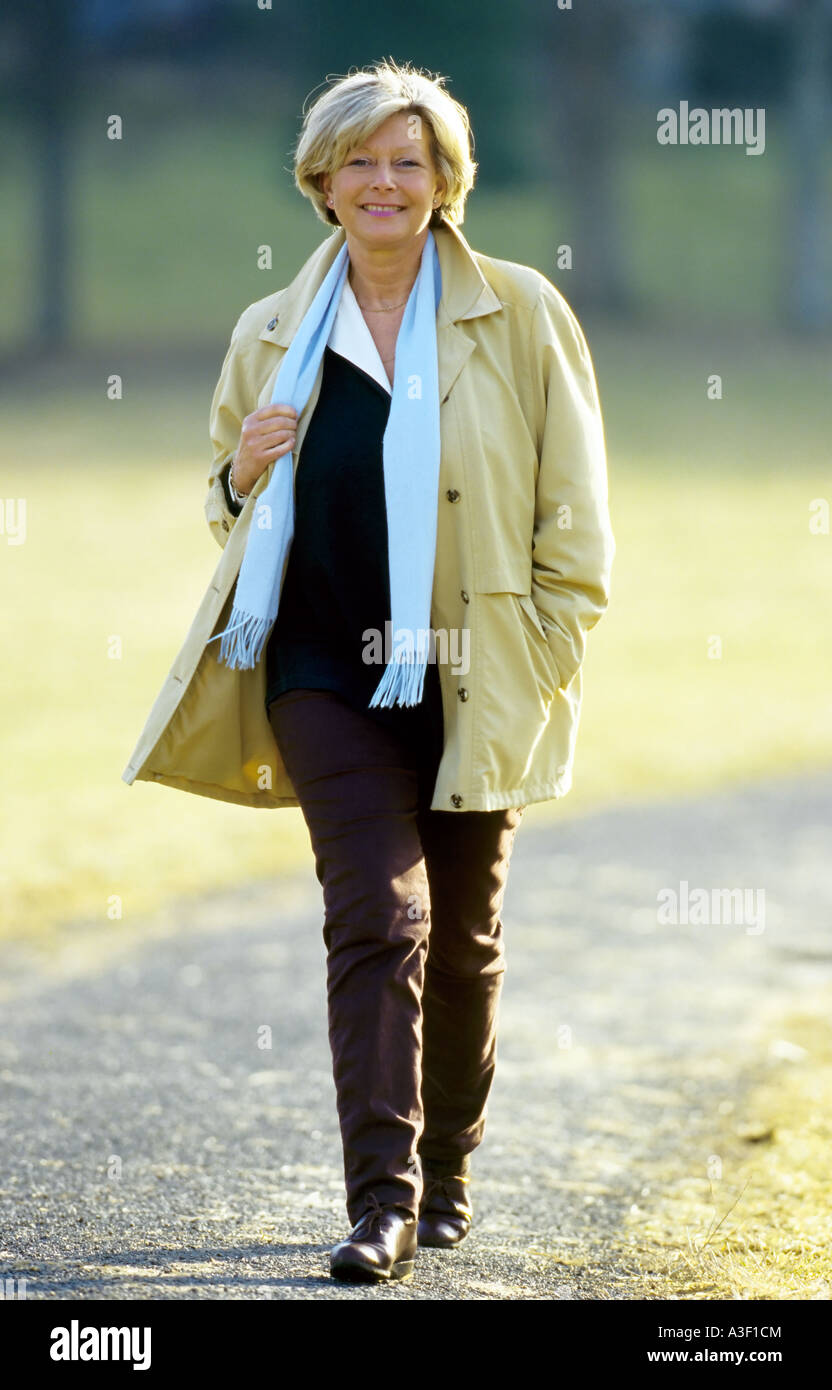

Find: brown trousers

[268,686,524,1225]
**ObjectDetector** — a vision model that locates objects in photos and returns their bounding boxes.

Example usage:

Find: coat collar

[257,218,503,402]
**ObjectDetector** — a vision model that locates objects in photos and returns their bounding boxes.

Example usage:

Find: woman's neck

[346,230,428,310]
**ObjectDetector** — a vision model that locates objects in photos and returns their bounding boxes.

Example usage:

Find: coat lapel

[256,217,503,404]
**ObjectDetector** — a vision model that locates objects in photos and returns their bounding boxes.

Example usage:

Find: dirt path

[1,770,829,1299]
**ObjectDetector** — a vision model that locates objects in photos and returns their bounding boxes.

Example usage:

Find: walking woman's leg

[415,803,525,1165]
[268,689,432,1226]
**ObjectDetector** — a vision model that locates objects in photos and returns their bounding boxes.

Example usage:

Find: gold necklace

[355,297,409,312]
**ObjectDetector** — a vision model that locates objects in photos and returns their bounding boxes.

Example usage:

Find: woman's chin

[345,215,428,247]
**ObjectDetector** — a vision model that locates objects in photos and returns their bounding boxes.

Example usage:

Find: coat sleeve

[204,315,249,549]
[528,285,615,691]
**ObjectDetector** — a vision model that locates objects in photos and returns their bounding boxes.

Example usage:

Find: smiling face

[320,110,446,251]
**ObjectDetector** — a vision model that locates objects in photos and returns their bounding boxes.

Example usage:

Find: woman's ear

[319,172,339,224]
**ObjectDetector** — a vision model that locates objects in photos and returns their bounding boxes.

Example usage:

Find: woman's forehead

[346,114,430,152]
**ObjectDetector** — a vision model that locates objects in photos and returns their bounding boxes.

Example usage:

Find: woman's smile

[361,204,405,217]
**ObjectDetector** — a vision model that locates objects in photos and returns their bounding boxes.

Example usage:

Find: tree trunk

[785,0,831,330]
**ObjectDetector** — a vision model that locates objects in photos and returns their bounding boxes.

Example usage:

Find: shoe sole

[417,1232,467,1248]
[330,1257,415,1284]
[417,1217,471,1248]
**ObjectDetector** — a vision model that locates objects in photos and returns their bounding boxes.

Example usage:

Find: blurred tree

[784,0,831,328]
[5,0,228,355]
[13,0,77,353]
[689,0,832,328]
[536,0,635,315]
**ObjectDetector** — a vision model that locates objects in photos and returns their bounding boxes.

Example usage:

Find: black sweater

[224,345,443,753]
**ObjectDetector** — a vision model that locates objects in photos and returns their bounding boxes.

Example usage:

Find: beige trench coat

[122,218,614,811]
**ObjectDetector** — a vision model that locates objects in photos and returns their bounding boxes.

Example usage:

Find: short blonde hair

[293,58,477,228]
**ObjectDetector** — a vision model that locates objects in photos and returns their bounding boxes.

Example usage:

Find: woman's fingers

[240,422,295,457]
[241,405,296,439]
[267,436,296,458]
[252,403,298,428]
[256,426,296,459]
[258,420,297,442]
[251,408,297,447]
[236,404,297,487]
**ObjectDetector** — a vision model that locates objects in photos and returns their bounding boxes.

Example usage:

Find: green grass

[617,997,832,1300]
[1,324,830,941]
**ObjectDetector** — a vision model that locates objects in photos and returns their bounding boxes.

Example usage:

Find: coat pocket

[474,574,560,698]
[516,591,549,644]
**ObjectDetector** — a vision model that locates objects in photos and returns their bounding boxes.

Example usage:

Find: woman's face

[321,111,446,251]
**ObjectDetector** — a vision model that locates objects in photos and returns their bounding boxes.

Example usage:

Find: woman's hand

[231,404,298,495]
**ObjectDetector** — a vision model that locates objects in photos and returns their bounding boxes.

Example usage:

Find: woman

[122,59,614,1285]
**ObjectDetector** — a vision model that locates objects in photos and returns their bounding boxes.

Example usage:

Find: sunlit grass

[611,1002,832,1300]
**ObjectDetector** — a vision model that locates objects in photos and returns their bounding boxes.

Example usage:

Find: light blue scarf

[208,229,443,708]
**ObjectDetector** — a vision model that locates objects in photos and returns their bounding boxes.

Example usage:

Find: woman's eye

[347,157,419,166]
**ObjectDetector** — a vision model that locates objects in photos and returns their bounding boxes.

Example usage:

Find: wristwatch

[227,456,250,508]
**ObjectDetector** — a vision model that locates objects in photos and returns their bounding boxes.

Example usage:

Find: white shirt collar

[327,276,392,395]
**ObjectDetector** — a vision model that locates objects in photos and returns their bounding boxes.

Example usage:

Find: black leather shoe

[330,1194,418,1283]
[417,1158,473,1248]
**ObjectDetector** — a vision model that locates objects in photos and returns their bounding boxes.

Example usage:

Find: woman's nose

[370,165,396,188]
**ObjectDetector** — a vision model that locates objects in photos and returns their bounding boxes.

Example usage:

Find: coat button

[222,519,229,531]
[450,793,463,807]
[460,589,469,603]
[266,316,278,331]
[458,687,469,701]
[446,488,460,502]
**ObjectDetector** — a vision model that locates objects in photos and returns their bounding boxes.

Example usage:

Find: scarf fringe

[368,653,428,708]
[209,606,272,671]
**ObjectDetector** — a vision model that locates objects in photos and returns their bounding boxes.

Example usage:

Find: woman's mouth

[360,205,405,217]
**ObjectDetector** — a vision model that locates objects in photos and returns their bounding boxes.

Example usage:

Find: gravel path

[1,770,830,1300]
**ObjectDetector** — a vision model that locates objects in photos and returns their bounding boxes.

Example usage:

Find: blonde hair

[293,58,477,228]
